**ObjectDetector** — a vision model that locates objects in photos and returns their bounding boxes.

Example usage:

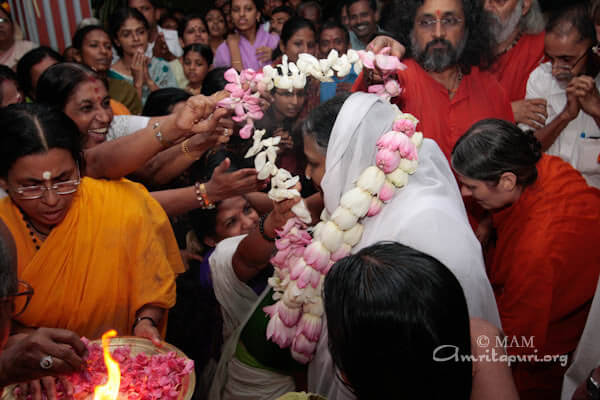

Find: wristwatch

[587,368,600,400]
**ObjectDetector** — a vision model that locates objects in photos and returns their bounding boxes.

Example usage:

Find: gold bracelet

[194,182,215,209]
[181,139,200,161]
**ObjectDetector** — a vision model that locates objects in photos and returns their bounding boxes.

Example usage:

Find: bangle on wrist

[153,121,173,148]
[259,213,276,242]
[194,182,216,209]
[181,139,200,160]
[132,316,157,331]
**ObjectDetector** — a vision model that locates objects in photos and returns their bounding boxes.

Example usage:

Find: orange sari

[0,177,184,339]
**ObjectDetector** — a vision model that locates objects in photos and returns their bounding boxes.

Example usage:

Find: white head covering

[308,92,501,399]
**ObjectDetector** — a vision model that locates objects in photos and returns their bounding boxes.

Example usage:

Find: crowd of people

[0,0,600,399]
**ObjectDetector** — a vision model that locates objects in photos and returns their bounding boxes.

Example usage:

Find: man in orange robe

[488,155,600,399]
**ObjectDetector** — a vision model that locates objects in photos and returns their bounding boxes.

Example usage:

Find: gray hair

[0,218,17,298]
[520,0,545,35]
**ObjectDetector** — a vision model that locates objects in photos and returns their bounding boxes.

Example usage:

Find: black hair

[344,0,377,12]
[0,218,17,299]
[271,5,295,18]
[546,1,595,43]
[451,118,542,187]
[0,103,85,178]
[36,63,106,112]
[178,13,207,40]
[158,12,179,31]
[142,87,191,116]
[379,0,496,73]
[297,1,322,22]
[324,241,473,400]
[301,92,350,151]
[16,46,64,99]
[124,0,159,8]
[319,20,350,46]
[183,43,214,66]
[0,65,19,105]
[108,7,150,57]
[71,25,107,51]
[201,67,228,95]
[231,0,264,28]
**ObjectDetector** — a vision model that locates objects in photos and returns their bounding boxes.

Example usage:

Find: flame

[93,330,120,400]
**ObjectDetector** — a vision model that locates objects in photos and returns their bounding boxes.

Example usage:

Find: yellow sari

[0,177,184,339]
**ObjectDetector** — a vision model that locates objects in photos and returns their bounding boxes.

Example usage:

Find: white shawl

[308,92,501,399]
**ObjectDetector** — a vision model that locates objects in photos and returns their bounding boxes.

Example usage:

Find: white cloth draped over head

[308,92,502,399]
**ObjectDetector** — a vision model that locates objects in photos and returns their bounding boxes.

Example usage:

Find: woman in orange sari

[0,103,184,396]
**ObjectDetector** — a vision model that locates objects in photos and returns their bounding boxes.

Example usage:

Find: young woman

[108,7,177,104]
[72,25,142,115]
[213,0,279,71]
[182,44,213,95]
[15,46,62,101]
[205,7,229,54]
[170,14,211,89]
[452,118,600,399]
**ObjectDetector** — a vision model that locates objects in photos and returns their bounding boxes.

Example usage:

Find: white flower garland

[217,48,417,363]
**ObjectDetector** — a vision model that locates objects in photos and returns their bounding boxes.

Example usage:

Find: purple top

[213,28,280,71]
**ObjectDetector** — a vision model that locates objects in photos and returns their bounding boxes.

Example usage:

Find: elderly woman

[207,93,501,399]
[451,118,600,399]
[0,103,182,396]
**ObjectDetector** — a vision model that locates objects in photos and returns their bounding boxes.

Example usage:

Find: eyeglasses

[1,280,34,317]
[416,15,463,31]
[551,49,588,72]
[11,167,81,200]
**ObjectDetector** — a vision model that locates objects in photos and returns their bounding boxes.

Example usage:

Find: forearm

[151,187,200,216]
[84,115,177,179]
[228,43,243,71]
[135,143,206,186]
[233,213,279,282]
[244,192,272,214]
[136,304,166,325]
[534,112,572,151]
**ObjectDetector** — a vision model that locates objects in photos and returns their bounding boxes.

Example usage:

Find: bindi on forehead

[42,171,52,180]
[436,9,441,18]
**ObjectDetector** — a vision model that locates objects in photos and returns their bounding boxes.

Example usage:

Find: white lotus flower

[343,223,364,246]
[275,75,292,91]
[340,187,372,218]
[356,165,386,195]
[320,221,344,252]
[269,188,301,201]
[303,296,324,317]
[330,206,359,230]
[262,136,281,147]
[347,49,359,64]
[292,72,307,89]
[411,131,424,148]
[320,208,330,222]
[327,49,339,65]
[255,150,267,171]
[292,199,312,224]
[258,161,277,180]
[266,146,278,163]
[387,167,409,188]
[399,158,418,174]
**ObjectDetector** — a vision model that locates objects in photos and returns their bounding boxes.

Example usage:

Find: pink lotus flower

[290,258,308,280]
[375,52,405,72]
[367,197,383,216]
[330,243,351,262]
[271,248,291,269]
[384,79,402,97]
[239,121,254,139]
[296,313,322,342]
[393,119,417,137]
[224,68,240,83]
[303,241,330,272]
[376,131,398,150]
[291,349,311,364]
[368,84,385,97]
[240,69,256,82]
[292,333,317,355]
[376,147,401,173]
[323,260,335,275]
[297,263,322,289]
[264,301,302,327]
[396,133,418,160]
[266,314,296,348]
[378,180,395,202]
[357,50,375,69]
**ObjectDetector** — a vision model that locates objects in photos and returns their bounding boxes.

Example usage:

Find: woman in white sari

[208,92,501,399]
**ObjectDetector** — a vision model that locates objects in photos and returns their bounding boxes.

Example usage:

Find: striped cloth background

[8,0,93,52]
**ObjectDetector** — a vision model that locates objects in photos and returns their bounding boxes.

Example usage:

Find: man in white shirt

[523,3,600,188]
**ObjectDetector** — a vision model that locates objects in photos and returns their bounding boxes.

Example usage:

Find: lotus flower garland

[215,48,411,363]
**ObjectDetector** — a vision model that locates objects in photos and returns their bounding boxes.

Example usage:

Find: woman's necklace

[20,212,48,251]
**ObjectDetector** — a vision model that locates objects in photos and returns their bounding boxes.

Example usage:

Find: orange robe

[353,59,514,161]
[490,32,545,102]
[489,155,600,399]
[0,177,184,339]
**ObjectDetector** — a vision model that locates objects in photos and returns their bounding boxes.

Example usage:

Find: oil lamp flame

[93,330,120,400]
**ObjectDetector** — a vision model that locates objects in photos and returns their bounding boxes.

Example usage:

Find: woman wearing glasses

[0,103,182,345]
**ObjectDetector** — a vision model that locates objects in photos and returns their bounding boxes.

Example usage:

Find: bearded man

[354,0,514,161]
[485,0,547,127]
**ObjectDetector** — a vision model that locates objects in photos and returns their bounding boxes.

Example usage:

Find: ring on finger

[40,355,53,369]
